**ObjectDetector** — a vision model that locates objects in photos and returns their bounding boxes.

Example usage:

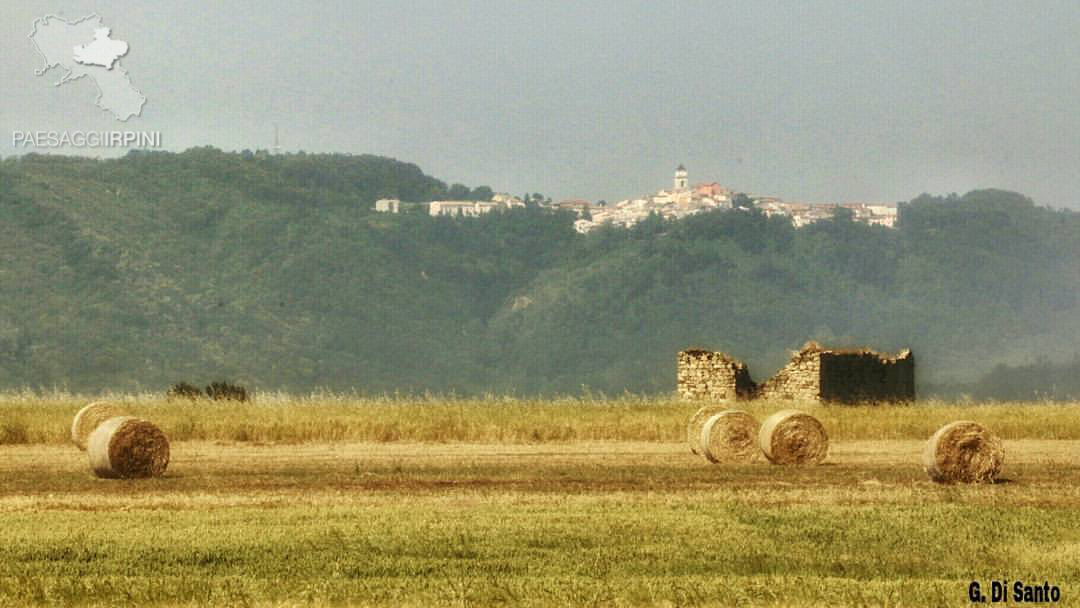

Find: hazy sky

[3,1,1079,208]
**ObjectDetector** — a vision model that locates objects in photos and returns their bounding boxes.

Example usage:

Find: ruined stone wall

[678,343,915,403]
[756,348,823,401]
[819,350,915,403]
[677,350,756,401]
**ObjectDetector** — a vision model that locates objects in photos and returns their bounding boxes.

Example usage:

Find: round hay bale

[687,404,730,455]
[758,409,829,465]
[71,401,128,451]
[922,421,1003,484]
[700,410,760,464]
[87,416,170,479]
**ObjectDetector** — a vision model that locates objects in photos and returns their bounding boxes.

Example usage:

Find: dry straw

[922,420,1003,483]
[686,404,731,455]
[758,409,829,465]
[70,401,128,451]
[700,410,760,464]
[87,416,170,479]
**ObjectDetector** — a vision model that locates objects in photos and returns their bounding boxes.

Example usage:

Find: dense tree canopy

[0,149,1077,397]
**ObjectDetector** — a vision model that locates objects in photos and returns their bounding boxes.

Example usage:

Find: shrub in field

[167,382,204,400]
[206,381,249,402]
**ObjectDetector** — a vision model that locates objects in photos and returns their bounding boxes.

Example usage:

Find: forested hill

[1,149,1079,398]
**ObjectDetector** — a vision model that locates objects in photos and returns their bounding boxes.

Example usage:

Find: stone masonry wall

[679,342,916,404]
[756,347,823,401]
[677,349,756,401]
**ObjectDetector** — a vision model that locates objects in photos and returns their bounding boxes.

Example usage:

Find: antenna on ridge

[273,124,281,155]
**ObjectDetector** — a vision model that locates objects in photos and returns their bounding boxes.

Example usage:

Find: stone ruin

[677,341,915,404]
[676,349,757,401]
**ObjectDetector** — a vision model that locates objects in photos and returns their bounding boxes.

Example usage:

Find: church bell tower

[674,164,688,190]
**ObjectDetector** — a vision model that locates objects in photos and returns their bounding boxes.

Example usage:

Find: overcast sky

[3,1,1079,208]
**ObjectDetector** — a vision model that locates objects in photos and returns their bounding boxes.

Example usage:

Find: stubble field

[2,394,1079,607]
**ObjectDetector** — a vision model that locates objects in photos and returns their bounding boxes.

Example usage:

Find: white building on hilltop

[374,199,401,213]
[573,165,736,233]
[429,200,505,217]
[492,193,526,208]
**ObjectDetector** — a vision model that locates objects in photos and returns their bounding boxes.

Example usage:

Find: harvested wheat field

[3,395,1080,607]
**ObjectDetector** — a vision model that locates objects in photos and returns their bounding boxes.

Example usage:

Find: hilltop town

[375,165,899,233]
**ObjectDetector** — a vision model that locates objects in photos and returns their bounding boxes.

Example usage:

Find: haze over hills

[1,148,1078,398]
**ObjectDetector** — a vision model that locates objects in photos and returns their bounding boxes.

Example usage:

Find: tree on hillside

[732,193,755,210]
[448,183,471,200]
[523,193,551,207]
[4,152,1080,398]
[832,206,855,222]
[471,186,494,201]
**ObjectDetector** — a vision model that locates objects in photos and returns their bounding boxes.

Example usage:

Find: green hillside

[1,149,1078,397]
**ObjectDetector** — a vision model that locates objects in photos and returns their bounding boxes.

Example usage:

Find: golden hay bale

[758,409,829,465]
[687,404,731,455]
[70,401,128,451]
[87,416,170,479]
[922,421,1004,483]
[700,410,760,464]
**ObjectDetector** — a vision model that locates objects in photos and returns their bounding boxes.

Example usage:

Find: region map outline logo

[28,13,146,122]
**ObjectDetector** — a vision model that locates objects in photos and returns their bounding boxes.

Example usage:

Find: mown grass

[2,498,1076,607]
[4,395,1080,606]
[1,391,1079,444]
[2,439,1080,607]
